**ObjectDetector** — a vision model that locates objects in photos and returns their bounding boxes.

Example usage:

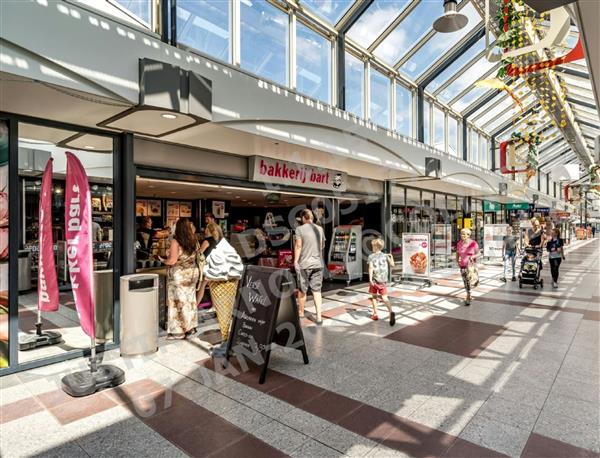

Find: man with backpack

[294,209,325,325]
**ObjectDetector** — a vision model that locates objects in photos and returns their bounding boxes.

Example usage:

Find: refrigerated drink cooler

[327,225,363,284]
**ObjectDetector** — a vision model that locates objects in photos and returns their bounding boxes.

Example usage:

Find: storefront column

[119,133,136,276]
[7,117,19,369]
[383,180,392,251]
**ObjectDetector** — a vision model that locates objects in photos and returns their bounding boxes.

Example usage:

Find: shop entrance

[134,176,382,300]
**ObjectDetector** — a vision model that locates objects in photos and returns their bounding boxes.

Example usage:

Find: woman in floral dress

[160,218,199,339]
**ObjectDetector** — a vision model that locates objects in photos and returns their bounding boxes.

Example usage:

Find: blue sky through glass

[347,0,411,49]
[345,53,364,117]
[370,68,391,128]
[177,1,230,62]
[373,0,437,65]
[401,2,482,79]
[396,83,412,137]
[240,0,288,86]
[115,0,151,24]
[296,22,331,103]
[437,55,496,102]
[300,0,354,24]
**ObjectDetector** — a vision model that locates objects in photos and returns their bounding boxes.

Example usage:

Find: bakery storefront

[133,153,383,340]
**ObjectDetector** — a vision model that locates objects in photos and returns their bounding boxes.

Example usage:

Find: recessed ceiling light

[235,196,241,199]
[148,185,155,189]
[84,145,95,150]
[162,113,178,120]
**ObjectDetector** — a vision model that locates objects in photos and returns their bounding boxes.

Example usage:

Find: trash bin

[94,270,113,343]
[18,250,31,291]
[120,273,158,357]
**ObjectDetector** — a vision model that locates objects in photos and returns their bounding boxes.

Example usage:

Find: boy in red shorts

[367,238,396,325]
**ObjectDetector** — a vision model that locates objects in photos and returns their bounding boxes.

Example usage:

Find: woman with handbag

[159,218,200,339]
[456,228,480,306]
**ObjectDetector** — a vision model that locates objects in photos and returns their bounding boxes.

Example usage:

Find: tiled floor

[1,238,599,458]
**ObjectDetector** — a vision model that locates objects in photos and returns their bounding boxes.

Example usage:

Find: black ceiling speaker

[433,0,468,33]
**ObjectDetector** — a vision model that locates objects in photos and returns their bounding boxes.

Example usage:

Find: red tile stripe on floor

[0,396,44,424]
[521,432,599,458]
[111,379,287,458]
[198,358,507,458]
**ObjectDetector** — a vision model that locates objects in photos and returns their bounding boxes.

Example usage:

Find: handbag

[467,262,479,288]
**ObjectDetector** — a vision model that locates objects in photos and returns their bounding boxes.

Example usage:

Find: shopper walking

[502,226,519,282]
[547,228,564,288]
[160,218,200,339]
[367,238,396,325]
[294,209,325,324]
[456,228,480,306]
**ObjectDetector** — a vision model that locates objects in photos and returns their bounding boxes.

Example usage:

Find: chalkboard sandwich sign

[224,265,309,384]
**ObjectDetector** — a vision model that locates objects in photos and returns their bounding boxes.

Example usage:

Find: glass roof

[285,0,598,172]
[299,0,354,25]
[346,0,411,49]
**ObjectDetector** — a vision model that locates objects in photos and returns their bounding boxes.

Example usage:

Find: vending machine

[327,225,362,283]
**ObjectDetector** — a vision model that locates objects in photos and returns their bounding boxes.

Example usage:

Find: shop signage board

[401,233,430,278]
[484,224,509,258]
[505,202,529,210]
[483,201,501,212]
[249,156,347,192]
[533,207,550,215]
[225,266,309,384]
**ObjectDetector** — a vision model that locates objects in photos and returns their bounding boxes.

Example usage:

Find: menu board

[401,233,430,277]
[179,201,192,218]
[212,201,225,219]
[227,266,308,384]
[147,200,161,217]
[166,201,180,217]
[135,199,147,217]
[484,224,508,258]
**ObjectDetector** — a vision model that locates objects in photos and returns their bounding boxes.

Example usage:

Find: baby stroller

[519,247,544,289]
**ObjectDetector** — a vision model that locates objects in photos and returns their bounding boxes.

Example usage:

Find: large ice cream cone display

[203,238,244,341]
[208,279,239,340]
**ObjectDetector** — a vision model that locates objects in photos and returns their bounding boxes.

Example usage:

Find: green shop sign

[505,203,529,211]
[483,201,501,212]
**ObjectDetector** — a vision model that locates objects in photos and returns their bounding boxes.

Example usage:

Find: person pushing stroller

[518,218,545,289]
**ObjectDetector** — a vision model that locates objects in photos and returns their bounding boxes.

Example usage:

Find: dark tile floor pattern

[385,315,507,358]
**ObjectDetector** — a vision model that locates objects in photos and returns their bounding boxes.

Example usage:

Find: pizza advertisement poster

[402,233,430,277]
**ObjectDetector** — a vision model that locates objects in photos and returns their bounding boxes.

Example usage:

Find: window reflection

[114,0,151,25]
[433,106,445,151]
[448,116,458,157]
[300,0,354,25]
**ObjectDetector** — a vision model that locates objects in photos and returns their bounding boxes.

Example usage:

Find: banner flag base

[19,322,62,351]
[61,364,125,397]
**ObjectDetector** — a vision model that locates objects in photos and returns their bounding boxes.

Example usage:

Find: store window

[370,68,390,128]
[240,1,288,86]
[0,120,9,368]
[433,106,445,152]
[345,52,364,118]
[395,83,412,137]
[405,188,423,232]
[424,100,431,145]
[177,0,230,63]
[448,116,458,157]
[296,22,331,104]
[17,123,115,365]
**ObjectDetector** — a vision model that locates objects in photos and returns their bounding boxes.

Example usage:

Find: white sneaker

[553,281,558,288]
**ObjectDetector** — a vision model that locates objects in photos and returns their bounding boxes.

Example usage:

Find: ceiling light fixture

[433,0,468,33]
[161,113,178,120]
[83,145,95,150]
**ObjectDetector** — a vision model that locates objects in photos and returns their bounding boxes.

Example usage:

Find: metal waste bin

[18,250,32,291]
[94,270,113,342]
[120,273,158,357]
